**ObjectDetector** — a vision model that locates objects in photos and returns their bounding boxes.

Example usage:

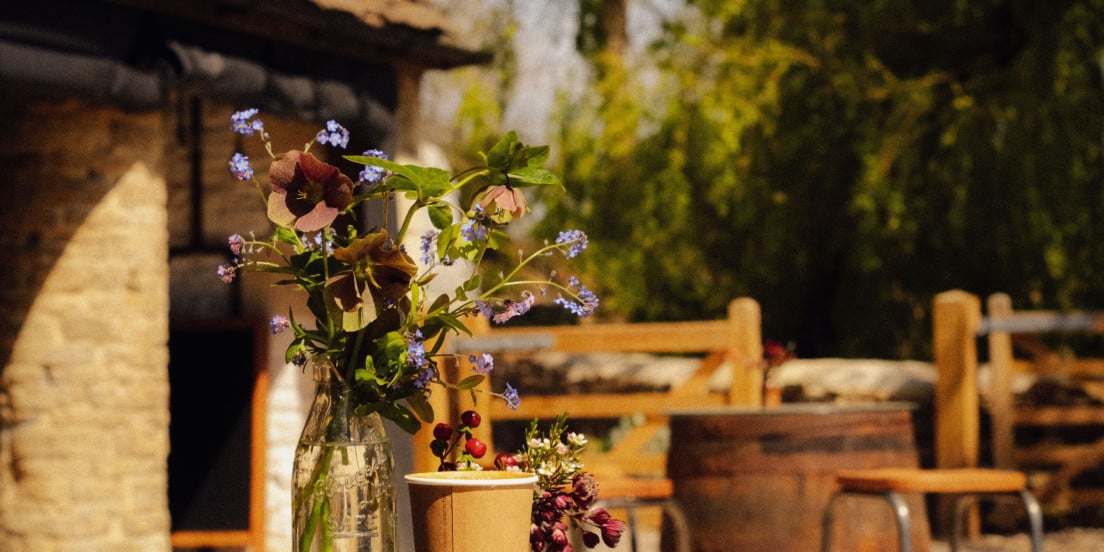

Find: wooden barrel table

[667,403,929,552]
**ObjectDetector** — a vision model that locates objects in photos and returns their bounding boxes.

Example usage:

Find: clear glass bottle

[292,358,396,552]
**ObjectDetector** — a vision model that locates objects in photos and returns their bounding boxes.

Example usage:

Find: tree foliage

[533,0,1104,358]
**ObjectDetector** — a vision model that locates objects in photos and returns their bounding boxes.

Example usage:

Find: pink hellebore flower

[479,184,528,219]
[267,150,354,232]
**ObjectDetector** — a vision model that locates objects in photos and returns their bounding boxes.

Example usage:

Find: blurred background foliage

[446,0,1104,359]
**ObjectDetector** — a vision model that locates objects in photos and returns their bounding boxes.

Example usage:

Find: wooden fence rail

[411,298,764,475]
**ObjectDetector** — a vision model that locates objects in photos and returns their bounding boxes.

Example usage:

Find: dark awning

[0,0,489,117]
[100,0,491,70]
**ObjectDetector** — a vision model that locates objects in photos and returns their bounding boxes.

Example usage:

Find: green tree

[536,0,1104,358]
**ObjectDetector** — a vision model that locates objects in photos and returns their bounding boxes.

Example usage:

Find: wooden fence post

[932,289,982,535]
[987,293,1015,469]
[727,297,763,406]
[933,290,981,470]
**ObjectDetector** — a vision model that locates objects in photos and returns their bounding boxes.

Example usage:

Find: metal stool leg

[661,498,692,552]
[1020,489,1045,552]
[821,491,842,552]
[884,491,914,552]
[625,504,639,552]
[822,491,912,552]
[951,495,976,552]
[952,491,1045,552]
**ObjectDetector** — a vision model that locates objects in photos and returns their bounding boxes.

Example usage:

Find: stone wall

[0,94,412,552]
[0,99,170,551]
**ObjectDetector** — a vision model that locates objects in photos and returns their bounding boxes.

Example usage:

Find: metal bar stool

[821,468,1044,552]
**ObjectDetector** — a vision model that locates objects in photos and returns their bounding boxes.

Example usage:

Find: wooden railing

[933,290,1104,514]
[411,298,764,475]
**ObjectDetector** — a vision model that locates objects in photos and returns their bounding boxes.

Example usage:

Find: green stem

[445,167,489,196]
[394,198,422,244]
[297,445,335,552]
[320,498,334,552]
[299,495,324,551]
[475,241,568,299]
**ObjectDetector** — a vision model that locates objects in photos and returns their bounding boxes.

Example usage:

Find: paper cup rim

[404,471,538,487]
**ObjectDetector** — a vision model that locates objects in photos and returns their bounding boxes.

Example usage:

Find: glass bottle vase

[292,359,396,552]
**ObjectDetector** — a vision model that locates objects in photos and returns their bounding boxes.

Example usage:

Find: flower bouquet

[220,110,598,551]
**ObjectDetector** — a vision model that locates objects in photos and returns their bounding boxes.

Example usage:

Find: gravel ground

[931,527,1104,551]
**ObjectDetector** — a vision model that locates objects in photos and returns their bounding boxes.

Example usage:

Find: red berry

[460,410,481,428]
[433,423,454,441]
[465,437,487,458]
[494,453,518,470]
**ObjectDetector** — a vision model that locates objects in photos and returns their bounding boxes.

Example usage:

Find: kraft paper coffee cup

[405,471,537,552]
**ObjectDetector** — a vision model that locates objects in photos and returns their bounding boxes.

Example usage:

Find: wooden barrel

[667,403,930,552]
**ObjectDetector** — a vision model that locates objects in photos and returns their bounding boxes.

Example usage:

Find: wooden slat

[171,530,253,548]
[1014,443,1104,466]
[1067,488,1104,506]
[460,319,737,354]
[1014,406,1104,426]
[1053,359,1104,378]
[488,391,727,420]
[978,310,1104,334]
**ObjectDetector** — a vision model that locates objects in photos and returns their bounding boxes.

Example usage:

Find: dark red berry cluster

[430,410,490,470]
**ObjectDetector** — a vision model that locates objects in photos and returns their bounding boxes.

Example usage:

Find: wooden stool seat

[834,467,1027,494]
[822,468,1044,552]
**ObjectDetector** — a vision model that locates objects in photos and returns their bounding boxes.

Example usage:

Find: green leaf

[355,356,376,383]
[380,402,422,434]
[427,203,454,229]
[406,392,435,424]
[428,293,452,313]
[306,293,330,327]
[344,155,453,199]
[507,167,563,189]
[463,274,482,292]
[483,131,521,172]
[435,313,471,335]
[273,225,301,246]
[486,229,510,251]
[455,374,485,390]
[437,223,460,258]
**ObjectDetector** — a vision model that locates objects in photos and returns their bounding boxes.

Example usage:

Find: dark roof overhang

[99,0,491,70]
[0,0,490,117]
